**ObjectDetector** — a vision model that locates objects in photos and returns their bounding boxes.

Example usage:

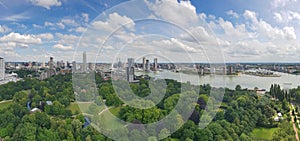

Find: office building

[126,67,135,82]
[49,57,54,69]
[47,57,56,77]
[0,57,5,80]
[117,58,122,71]
[145,59,150,72]
[153,58,158,71]
[72,61,77,71]
[128,58,135,68]
[142,57,146,71]
[83,51,87,72]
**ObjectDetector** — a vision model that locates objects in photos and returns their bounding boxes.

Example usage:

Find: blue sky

[1,0,300,62]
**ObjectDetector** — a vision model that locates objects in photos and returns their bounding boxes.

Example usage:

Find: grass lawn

[0,101,13,110]
[95,110,125,130]
[67,102,93,114]
[109,107,122,117]
[252,127,279,140]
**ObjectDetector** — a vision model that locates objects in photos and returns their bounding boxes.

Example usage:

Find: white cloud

[199,13,207,20]
[218,18,249,40]
[55,33,80,45]
[30,0,62,10]
[36,33,54,40]
[271,0,297,8]
[283,26,297,40]
[243,10,297,40]
[0,32,42,45]
[226,10,239,18]
[0,25,11,33]
[44,21,55,27]
[75,27,86,33]
[61,19,78,26]
[273,12,283,22]
[1,14,29,21]
[243,10,258,23]
[56,22,65,29]
[288,11,300,21]
[146,0,198,27]
[33,24,42,28]
[52,44,73,50]
[44,21,65,29]
[82,13,89,23]
[91,12,135,32]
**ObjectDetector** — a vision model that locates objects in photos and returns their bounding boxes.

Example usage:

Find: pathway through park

[291,104,299,141]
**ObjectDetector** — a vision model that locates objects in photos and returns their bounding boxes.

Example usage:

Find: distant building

[145,59,150,72]
[126,67,135,82]
[40,57,56,80]
[72,61,77,72]
[153,58,158,71]
[83,51,87,72]
[0,57,4,80]
[47,57,56,77]
[142,57,146,71]
[49,57,55,69]
[117,58,122,71]
[128,58,135,68]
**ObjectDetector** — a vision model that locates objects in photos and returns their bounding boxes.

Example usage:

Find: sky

[1,0,300,63]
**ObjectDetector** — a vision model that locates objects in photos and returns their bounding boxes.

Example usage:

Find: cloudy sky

[0,0,300,63]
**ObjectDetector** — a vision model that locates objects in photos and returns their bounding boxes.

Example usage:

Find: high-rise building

[126,67,135,82]
[153,58,158,71]
[0,57,5,80]
[83,51,87,72]
[127,58,135,68]
[47,57,56,78]
[145,59,150,72]
[117,58,122,71]
[142,57,146,71]
[49,57,54,69]
[72,61,77,71]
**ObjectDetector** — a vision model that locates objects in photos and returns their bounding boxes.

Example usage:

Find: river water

[136,71,300,90]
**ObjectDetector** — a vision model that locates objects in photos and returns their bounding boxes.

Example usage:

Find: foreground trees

[0,74,296,140]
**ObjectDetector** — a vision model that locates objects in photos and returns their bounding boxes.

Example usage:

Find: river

[136,71,300,90]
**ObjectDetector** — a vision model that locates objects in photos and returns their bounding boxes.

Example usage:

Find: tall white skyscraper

[0,57,5,80]
[83,51,87,72]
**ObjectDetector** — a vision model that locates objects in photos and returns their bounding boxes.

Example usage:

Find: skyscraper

[83,51,87,72]
[145,59,150,72]
[72,61,77,71]
[127,58,135,68]
[0,57,5,80]
[126,67,135,82]
[49,57,54,69]
[142,57,146,71]
[153,58,158,71]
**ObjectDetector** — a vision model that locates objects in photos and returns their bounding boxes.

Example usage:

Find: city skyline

[0,0,300,62]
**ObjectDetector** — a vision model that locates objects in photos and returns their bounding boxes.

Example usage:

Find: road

[290,104,299,141]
